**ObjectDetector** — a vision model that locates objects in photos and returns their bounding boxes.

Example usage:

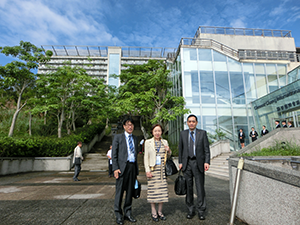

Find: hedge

[0,123,105,157]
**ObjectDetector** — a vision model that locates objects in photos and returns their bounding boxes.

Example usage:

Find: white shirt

[73,145,83,163]
[107,149,112,165]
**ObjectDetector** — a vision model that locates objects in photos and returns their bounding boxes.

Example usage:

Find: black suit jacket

[178,128,210,173]
[261,129,269,136]
[112,133,139,177]
[249,131,258,139]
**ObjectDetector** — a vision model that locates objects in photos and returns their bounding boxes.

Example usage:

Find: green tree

[0,41,52,137]
[32,62,108,138]
[114,59,190,134]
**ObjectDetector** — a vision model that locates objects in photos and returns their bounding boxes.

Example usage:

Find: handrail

[195,26,292,38]
[239,50,298,62]
[180,37,239,60]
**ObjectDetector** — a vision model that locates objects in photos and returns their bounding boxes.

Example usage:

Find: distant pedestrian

[288,121,293,128]
[239,129,245,148]
[275,120,281,129]
[107,145,113,177]
[73,141,83,181]
[282,121,287,128]
[249,127,258,142]
[261,125,269,136]
[139,139,145,154]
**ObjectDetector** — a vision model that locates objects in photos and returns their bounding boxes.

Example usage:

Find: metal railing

[180,38,239,59]
[194,26,292,38]
[239,50,298,62]
[41,45,176,59]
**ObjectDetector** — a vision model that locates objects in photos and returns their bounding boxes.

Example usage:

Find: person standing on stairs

[107,145,113,177]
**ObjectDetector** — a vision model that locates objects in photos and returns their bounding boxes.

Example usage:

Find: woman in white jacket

[144,124,171,222]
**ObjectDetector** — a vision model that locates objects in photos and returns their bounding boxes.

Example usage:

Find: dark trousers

[108,160,112,176]
[73,164,81,180]
[114,162,136,218]
[251,137,257,142]
[184,158,206,214]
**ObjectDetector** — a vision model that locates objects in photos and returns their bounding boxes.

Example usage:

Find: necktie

[189,131,194,158]
[128,135,134,154]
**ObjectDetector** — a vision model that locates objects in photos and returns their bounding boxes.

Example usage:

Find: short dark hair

[123,118,134,126]
[282,120,286,123]
[187,114,198,122]
[263,125,266,128]
[77,141,82,145]
[251,127,255,129]
[151,124,163,134]
[275,120,280,123]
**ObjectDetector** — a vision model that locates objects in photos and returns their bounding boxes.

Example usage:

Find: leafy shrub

[241,141,300,157]
[0,123,105,157]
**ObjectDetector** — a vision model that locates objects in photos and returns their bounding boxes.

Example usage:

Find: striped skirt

[147,151,168,203]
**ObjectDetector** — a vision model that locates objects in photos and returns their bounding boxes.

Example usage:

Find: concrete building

[38,26,300,151]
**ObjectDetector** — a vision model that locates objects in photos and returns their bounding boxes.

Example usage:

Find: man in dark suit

[282,121,288,128]
[249,127,258,142]
[112,118,139,225]
[288,121,293,128]
[178,114,210,221]
[275,120,281,129]
[261,125,269,136]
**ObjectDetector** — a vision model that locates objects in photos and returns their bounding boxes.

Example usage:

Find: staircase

[205,152,231,180]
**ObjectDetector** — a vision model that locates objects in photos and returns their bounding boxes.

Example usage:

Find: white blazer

[144,137,170,173]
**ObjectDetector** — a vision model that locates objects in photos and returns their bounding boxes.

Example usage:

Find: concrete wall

[210,139,231,158]
[231,128,300,157]
[199,33,296,51]
[0,129,105,176]
[228,158,300,225]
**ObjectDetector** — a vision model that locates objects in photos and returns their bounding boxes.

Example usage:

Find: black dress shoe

[186,212,195,219]
[158,213,166,221]
[151,214,159,222]
[124,215,137,223]
[116,217,124,224]
[198,212,205,220]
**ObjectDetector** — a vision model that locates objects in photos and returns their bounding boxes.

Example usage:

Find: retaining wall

[228,158,300,225]
[0,129,105,176]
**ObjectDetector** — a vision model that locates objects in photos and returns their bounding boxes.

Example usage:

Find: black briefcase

[174,170,186,195]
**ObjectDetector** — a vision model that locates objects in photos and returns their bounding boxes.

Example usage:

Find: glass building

[168,26,300,151]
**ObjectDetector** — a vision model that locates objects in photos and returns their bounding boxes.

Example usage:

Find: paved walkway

[0,153,247,225]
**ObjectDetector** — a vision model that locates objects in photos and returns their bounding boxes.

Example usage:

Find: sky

[0,0,300,65]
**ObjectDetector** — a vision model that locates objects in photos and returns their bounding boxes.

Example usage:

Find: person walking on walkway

[112,118,139,225]
[107,145,113,177]
[249,127,258,142]
[144,124,171,222]
[178,114,210,221]
[73,141,83,181]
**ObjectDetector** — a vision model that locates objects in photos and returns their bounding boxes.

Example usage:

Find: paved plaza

[0,154,247,225]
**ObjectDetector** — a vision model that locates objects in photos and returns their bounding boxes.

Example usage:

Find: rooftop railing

[41,45,176,59]
[179,38,298,62]
[194,26,292,38]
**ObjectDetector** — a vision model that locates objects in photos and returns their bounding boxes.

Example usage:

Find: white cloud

[0,0,123,46]
[230,18,247,28]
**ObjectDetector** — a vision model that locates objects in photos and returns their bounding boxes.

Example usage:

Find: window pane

[200,71,215,103]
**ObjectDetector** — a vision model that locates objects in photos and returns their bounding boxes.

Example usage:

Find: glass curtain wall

[108,53,120,87]
[169,47,289,151]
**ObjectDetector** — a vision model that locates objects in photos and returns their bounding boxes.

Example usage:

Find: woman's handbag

[174,169,187,195]
[133,179,141,199]
[165,157,178,176]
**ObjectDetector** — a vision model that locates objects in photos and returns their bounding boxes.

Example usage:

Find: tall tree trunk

[44,111,47,125]
[29,111,32,136]
[57,109,64,138]
[72,109,76,131]
[8,90,26,137]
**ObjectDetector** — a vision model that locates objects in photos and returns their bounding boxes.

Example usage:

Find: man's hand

[204,163,210,171]
[179,163,182,170]
[114,169,121,179]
